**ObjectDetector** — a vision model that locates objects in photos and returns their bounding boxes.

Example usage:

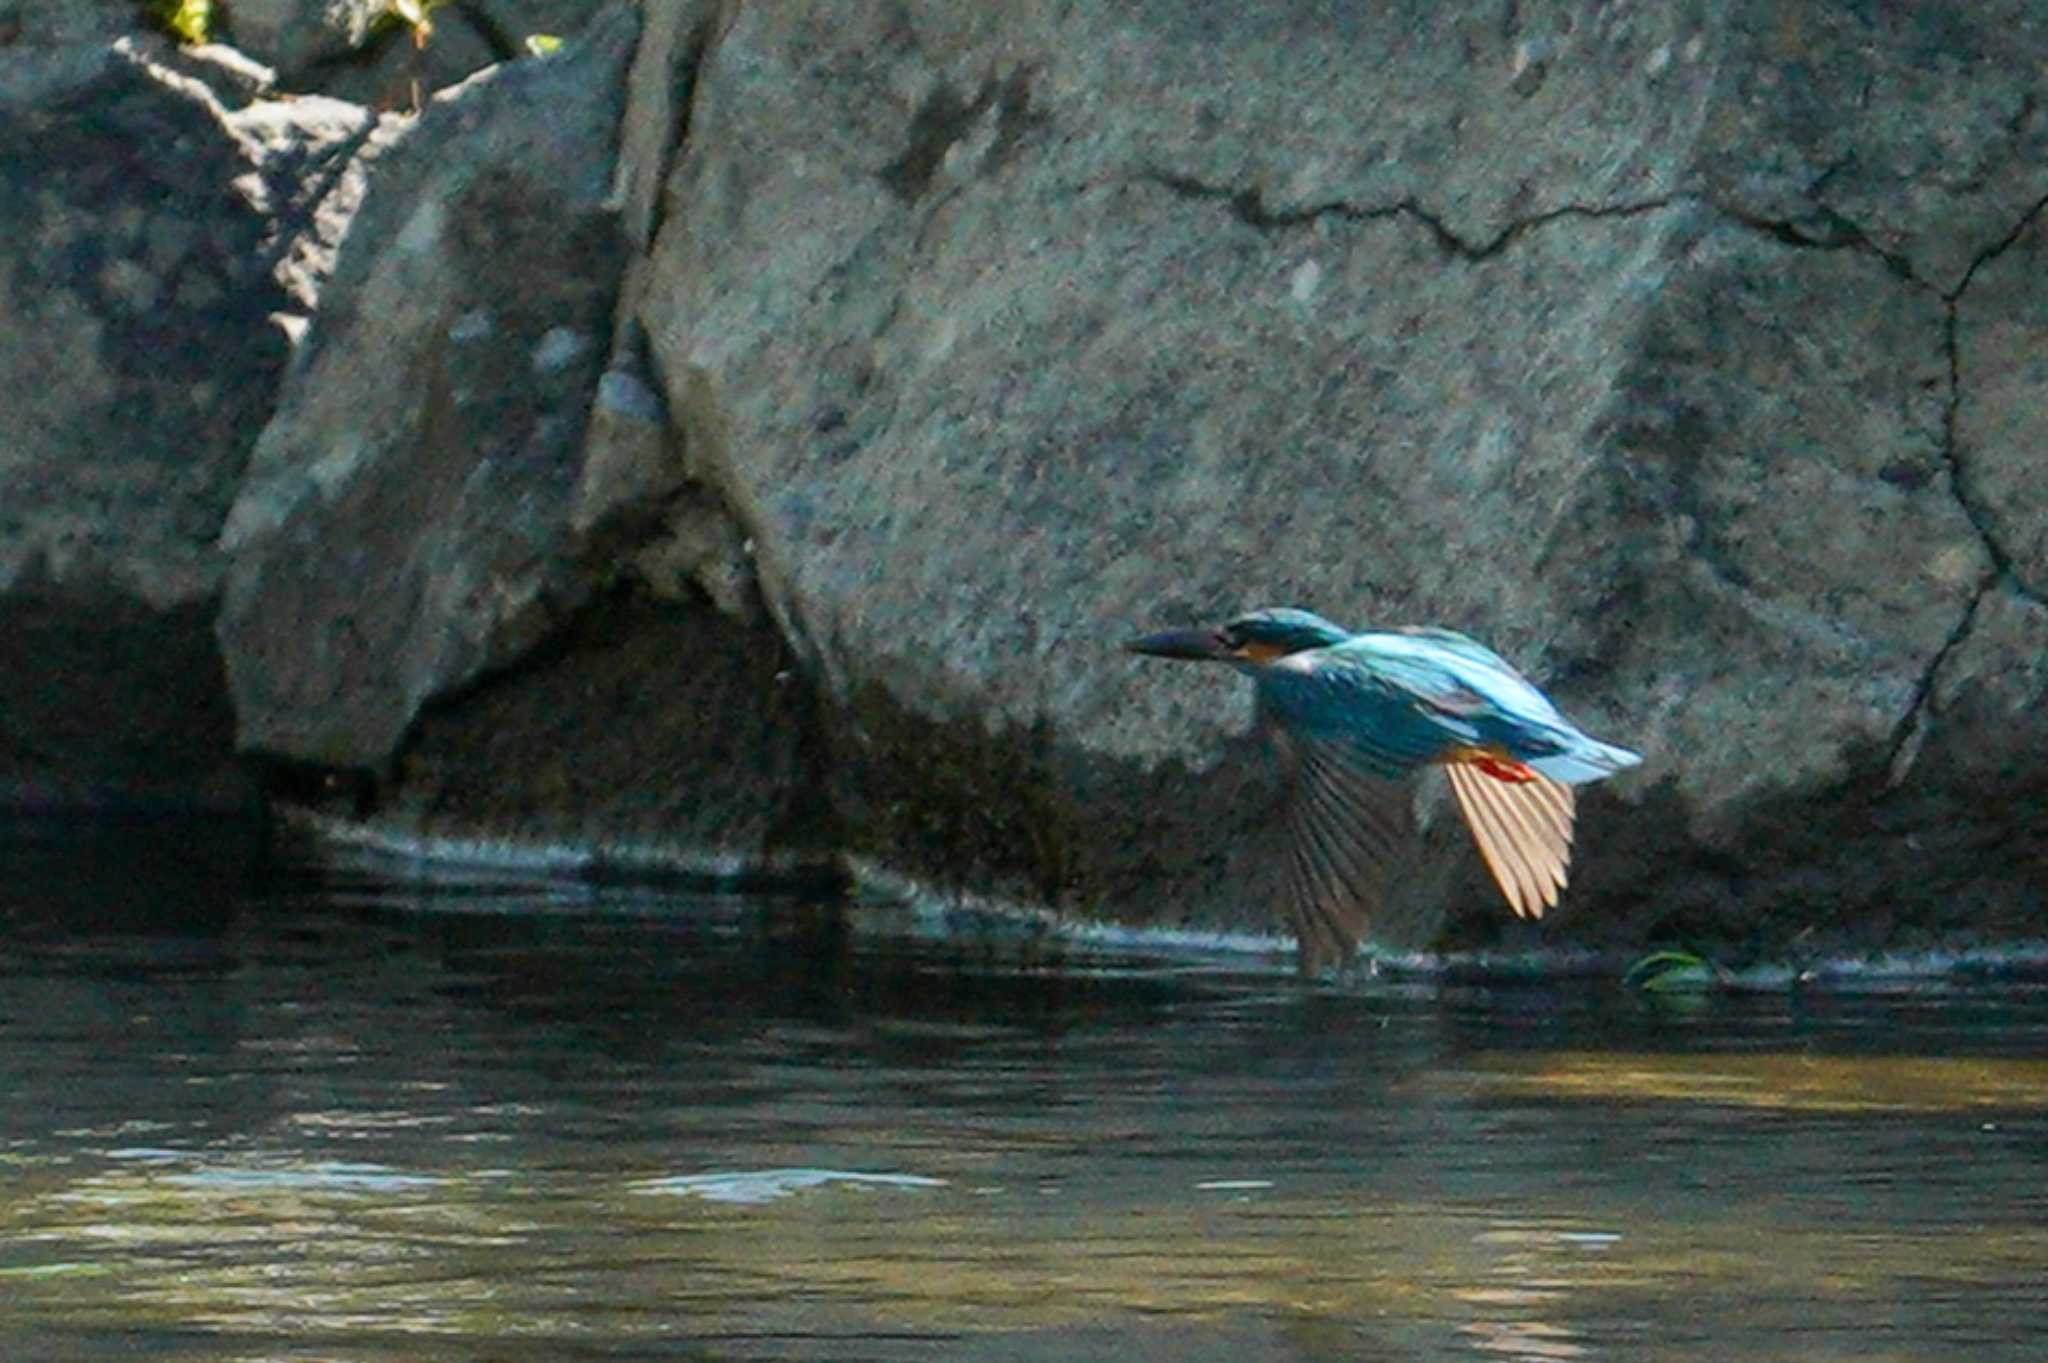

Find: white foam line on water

[1775,945,2048,986]
[840,857,1290,962]
[281,808,761,883]
[632,1169,949,1204]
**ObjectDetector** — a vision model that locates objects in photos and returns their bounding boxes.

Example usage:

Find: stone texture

[627,0,2046,953]
[335,19,498,113]
[0,38,316,805]
[1955,202,2048,599]
[0,44,282,604]
[1915,587,2048,793]
[1694,2,2048,295]
[220,0,380,78]
[224,91,410,317]
[571,368,679,535]
[468,0,615,53]
[0,0,131,48]
[579,0,758,623]
[216,3,638,769]
[611,0,714,258]
[381,591,826,874]
[1588,222,1984,829]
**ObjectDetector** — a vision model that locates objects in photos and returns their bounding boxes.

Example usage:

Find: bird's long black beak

[1125,626,1229,661]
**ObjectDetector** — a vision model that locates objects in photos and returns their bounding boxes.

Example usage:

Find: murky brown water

[2,814,2046,1361]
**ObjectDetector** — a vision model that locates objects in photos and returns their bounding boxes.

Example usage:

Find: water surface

[2,815,2045,1360]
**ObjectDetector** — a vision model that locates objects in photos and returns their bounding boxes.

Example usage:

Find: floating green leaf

[524,33,564,57]
[1623,949,1718,993]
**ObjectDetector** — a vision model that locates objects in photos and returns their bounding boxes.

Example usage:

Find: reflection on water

[1,813,2046,1362]
[1471,1050,2048,1111]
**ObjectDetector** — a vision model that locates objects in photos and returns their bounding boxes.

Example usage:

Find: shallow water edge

[282,807,2048,990]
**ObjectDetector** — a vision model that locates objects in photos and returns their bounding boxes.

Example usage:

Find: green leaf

[1624,949,1717,993]
[524,33,564,57]
[151,0,212,44]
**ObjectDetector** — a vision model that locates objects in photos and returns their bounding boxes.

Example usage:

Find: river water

[1,814,2045,1361]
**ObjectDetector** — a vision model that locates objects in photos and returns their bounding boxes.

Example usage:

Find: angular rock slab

[218,7,637,769]
[639,0,2025,948]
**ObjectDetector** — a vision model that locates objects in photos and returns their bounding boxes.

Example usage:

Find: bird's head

[1126,607,1350,665]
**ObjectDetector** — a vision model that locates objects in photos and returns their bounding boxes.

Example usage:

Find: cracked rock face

[637,0,2048,948]
[1695,1,2048,296]
[1955,206,2048,600]
[1592,222,1987,827]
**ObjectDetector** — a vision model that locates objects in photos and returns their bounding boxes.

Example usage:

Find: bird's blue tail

[1529,738,1641,785]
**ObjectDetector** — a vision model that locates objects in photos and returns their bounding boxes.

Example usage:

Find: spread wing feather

[1442,764,1576,919]
[1270,728,1416,975]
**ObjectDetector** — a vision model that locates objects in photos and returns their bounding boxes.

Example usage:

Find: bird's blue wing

[1346,632,1580,758]
[1253,655,1460,778]
[1371,630,1564,721]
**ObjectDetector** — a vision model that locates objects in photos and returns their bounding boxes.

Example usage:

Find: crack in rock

[650,13,720,249]
[1937,188,2048,608]
[1714,202,1920,283]
[1884,576,1991,788]
[1137,167,2047,797]
[1937,302,2031,598]
[1877,191,2048,784]
[1943,188,2048,304]
[1135,170,1675,259]
[1135,169,1953,282]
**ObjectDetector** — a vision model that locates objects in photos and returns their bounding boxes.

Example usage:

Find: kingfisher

[1128,607,1641,974]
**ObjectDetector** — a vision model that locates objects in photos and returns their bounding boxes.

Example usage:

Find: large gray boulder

[628,0,2048,952]
[0,37,378,805]
[186,0,2048,961]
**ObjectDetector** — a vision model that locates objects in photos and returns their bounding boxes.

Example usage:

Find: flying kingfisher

[1128,607,1641,974]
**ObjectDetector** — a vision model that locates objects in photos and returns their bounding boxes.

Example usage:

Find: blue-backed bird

[1128,607,1641,974]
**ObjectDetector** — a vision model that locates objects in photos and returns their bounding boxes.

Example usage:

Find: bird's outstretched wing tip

[1277,736,1418,973]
